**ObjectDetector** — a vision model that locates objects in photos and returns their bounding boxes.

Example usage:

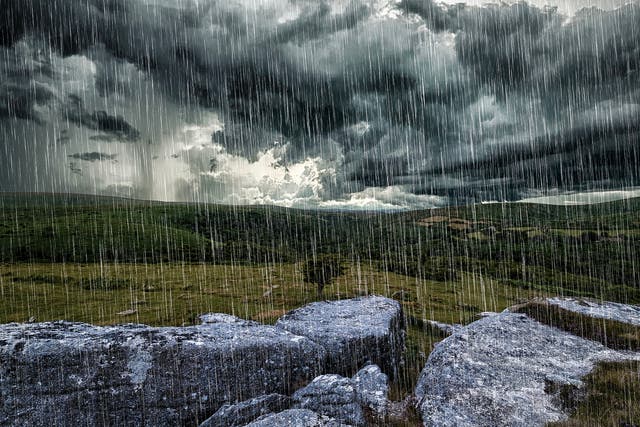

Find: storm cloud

[1,0,639,208]
[68,152,118,162]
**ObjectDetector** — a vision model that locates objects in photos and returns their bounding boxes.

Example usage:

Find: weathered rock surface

[0,316,325,426]
[291,364,389,426]
[547,297,640,326]
[292,374,366,426]
[276,296,405,377]
[352,365,389,416]
[415,311,640,427]
[199,394,292,427]
[245,409,349,426]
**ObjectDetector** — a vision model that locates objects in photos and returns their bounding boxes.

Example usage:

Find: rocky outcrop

[199,394,292,427]
[415,305,640,427]
[0,297,407,427]
[276,296,405,377]
[0,316,325,426]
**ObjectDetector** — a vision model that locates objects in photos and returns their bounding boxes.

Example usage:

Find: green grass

[548,361,640,427]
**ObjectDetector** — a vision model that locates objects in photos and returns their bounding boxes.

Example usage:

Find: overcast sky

[1,0,639,209]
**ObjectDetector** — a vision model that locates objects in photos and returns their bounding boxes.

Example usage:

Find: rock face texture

[415,309,640,427]
[0,316,325,426]
[276,296,405,377]
[290,364,389,426]
[293,374,366,426]
[0,297,406,427]
[199,394,292,427]
[245,409,348,427]
[351,364,389,416]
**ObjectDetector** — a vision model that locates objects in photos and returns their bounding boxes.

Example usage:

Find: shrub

[302,255,345,298]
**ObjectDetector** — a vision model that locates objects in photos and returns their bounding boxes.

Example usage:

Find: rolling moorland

[1,192,640,422]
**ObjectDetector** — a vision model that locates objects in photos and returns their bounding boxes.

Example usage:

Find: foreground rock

[415,311,640,426]
[291,364,389,426]
[245,409,348,426]
[0,316,325,426]
[276,296,405,377]
[293,374,366,426]
[351,365,389,416]
[199,394,292,427]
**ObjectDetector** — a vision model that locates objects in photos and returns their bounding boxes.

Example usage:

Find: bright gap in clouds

[519,188,640,205]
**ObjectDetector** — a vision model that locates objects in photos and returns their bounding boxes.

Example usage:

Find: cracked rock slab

[0,317,325,426]
[276,296,405,378]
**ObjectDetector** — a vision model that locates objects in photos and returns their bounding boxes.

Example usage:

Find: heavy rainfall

[1,0,640,425]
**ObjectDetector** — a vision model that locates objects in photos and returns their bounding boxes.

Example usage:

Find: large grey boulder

[415,311,640,427]
[292,374,366,426]
[199,394,292,427]
[245,409,349,426]
[276,296,405,377]
[0,315,325,426]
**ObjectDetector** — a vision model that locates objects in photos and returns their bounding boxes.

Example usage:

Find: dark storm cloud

[393,1,640,200]
[2,0,640,204]
[68,152,118,162]
[415,106,640,198]
[0,0,442,143]
[0,43,57,123]
[397,0,466,31]
[64,96,140,142]
[0,83,55,123]
[265,2,372,44]
[400,1,640,99]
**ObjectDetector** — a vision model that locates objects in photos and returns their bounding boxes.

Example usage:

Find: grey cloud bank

[1,0,639,209]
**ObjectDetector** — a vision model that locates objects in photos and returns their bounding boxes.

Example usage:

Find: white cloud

[436,0,635,15]
[319,186,448,210]
[519,188,640,205]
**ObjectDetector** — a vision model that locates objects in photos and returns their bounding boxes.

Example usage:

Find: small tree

[303,255,345,298]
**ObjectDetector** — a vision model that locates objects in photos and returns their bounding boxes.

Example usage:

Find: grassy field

[0,262,540,327]
[1,192,640,419]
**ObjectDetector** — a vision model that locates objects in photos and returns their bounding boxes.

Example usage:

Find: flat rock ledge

[546,297,640,326]
[0,296,404,426]
[276,296,405,378]
[415,309,640,427]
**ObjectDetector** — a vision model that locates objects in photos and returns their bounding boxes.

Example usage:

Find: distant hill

[1,192,640,302]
